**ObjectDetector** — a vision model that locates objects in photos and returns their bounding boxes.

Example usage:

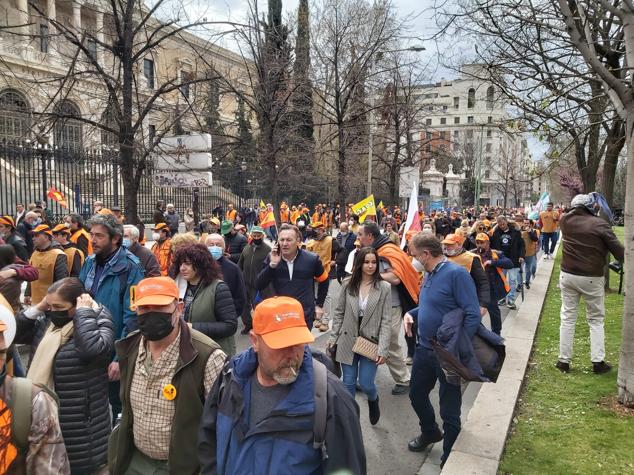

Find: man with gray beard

[198,296,366,474]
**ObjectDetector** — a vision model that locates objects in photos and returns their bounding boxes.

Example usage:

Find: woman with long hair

[328,247,391,425]
[171,243,238,355]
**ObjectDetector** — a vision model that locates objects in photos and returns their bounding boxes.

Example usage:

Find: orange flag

[47,187,68,208]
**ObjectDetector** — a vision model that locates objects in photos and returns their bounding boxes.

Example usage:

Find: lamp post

[367,45,425,196]
[36,133,51,204]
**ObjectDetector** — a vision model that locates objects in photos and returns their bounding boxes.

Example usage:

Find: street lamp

[367,45,426,196]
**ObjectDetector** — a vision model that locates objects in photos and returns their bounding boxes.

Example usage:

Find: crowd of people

[0,192,623,474]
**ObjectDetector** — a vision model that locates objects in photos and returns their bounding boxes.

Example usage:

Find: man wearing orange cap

[25,225,68,306]
[199,296,366,475]
[473,233,513,335]
[0,215,29,261]
[441,234,490,313]
[52,224,84,277]
[109,277,226,474]
[151,223,172,276]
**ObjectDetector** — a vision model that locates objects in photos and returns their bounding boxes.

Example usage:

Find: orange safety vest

[290,210,300,224]
[62,245,85,271]
[491,250,510,293]
[306,236,334,275]
[152,239,172,276]
[448,251,480,273]
[226,209,237,222]
[70,228,93,255]
[280,209,290,223]
[29,248,67,304]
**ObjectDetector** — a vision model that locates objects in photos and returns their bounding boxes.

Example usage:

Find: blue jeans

[409,347,461,463]
[505,267,520,303]
[341,354,379,401]
[524,255,537,284]
[542,232,558,254]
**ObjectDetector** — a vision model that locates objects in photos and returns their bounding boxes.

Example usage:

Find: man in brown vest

[52,224,84,277]
[441,234,490,314]
[24,225,68,306]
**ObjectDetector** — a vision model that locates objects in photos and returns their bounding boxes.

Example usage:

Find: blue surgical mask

[122,238,131,248]
[208,246,223,260]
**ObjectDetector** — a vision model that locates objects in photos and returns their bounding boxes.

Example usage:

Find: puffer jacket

[16,305,115,473]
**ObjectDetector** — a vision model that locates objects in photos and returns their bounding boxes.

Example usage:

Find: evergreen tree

[235,96,256,164]
[291,0,315,144]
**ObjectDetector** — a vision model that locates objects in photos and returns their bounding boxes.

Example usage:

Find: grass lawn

[499,228,634,474]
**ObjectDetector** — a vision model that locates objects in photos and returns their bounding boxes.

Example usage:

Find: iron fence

[0,141,244,223]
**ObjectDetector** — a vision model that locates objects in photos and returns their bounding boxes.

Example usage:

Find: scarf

[27,320,74,391]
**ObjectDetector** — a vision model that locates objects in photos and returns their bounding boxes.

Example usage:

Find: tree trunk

[337,124,347,206]
[617,121,634,407]
[602,118,625,206]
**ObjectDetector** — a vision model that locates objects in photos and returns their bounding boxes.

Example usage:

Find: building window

[486,86,495,110]
[148,124,156,144]
[40,24,49,53]
[180,71,193,99]
[425,131,433,140]
[467,116,474,124]
[426,118,432,125]
[86,39,97,61]
[453,97,459,109]
[485,170,490,179]
[485,143,492,152]
[453,130,459,139]
[440,117,446,125]
[488,116,493,124]
[0,89,31,141]
[442,105,448,111]
[487,129,492,138]
[53,100,82,152]
[439,144,446,153]
[144,59,155,89]
[466,129,474,139]
[454,117,460,124]
[425,144,431,152]
[440,131,447,140]
[467,88,476,108]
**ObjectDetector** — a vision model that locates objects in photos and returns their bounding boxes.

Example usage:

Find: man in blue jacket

[79,213,144,423]
[198,296,366,474]
[404,233,481,467]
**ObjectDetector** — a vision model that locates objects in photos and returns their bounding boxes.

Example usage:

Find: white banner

[152,171,212,188]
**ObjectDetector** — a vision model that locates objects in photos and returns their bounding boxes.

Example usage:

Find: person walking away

[65,214,92,258]
[520,219,539,288]
[171,244,238,356]
[0,307,70,474]
[0,216,29,261]
[108,277,227,474]
[16,211,38,258]
[358,222,419,396]
[123,224,161,277]
[52,224,84,277]
[556,194,624,374]
[164,204,180,236]
[17,279,113,474]
[79,213,144,425]
[25,225,68,306]
[205,234,247,320]
[238,226,271,334]
[198,296,366,475]
[221,221,247,264]
[539,202,559,259]
[473,233,513,335]
[151,223,173,276]
[335,222,357,283]
[404,234,481,466]
[225,203,237,223]
[153,200,166,226]
[306,222,341,332]
[255,224,329,330]
[184,208,195,232]
[329,247,391,425]
[490,216,525,310]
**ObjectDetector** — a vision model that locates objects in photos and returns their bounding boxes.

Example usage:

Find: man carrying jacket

[109,277,226,474]
[474,233,513,335]
[198,296,365,475]
[556,194,624,374]
[238,226,271,334]
[490,216,525,310]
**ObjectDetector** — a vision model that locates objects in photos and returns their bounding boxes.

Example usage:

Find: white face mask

[152,232,161,241]
[412,258,425,273]
[443,246,461,257]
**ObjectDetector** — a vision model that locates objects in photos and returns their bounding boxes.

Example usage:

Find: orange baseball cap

[475,233,490,242]
[97,208,113,216]
[52,224,71,234]
[309,221,324,228]
[252,297,315,349]
[441,233,464,246]
[153,223,169,231]
[33,224,53,236]
[130,277,179,310]
[0,216,16,228]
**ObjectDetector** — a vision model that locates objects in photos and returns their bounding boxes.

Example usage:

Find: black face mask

[138,311,174,341]
[47,310,72,328]
[252,238,263,246]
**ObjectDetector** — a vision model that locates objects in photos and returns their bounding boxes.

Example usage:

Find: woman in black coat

[16,277,114,475]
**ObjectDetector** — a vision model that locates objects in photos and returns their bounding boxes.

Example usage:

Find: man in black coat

[238,226,271,333]
[206,234,247,318]
[0,215,29,261]
[490,216,525,310]
[335,222,356,282]
[123,225,161,277]
[221,221,247,264]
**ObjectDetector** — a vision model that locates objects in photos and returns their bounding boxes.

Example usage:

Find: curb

[440,250,558,474]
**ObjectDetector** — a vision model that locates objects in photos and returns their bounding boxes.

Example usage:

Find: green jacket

[108,320,222,475]
[238,241,271,288]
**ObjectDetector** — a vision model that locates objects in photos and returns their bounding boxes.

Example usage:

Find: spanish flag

[351,194,376,223]
[47,187,68,208]
[260,210,276,229]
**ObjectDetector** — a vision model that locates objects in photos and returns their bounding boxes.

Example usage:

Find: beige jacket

[329,279,392,365]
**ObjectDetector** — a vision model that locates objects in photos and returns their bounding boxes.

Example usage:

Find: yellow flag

[351,194,376,223]
[259,200,266,209]
[377,200,384,211]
